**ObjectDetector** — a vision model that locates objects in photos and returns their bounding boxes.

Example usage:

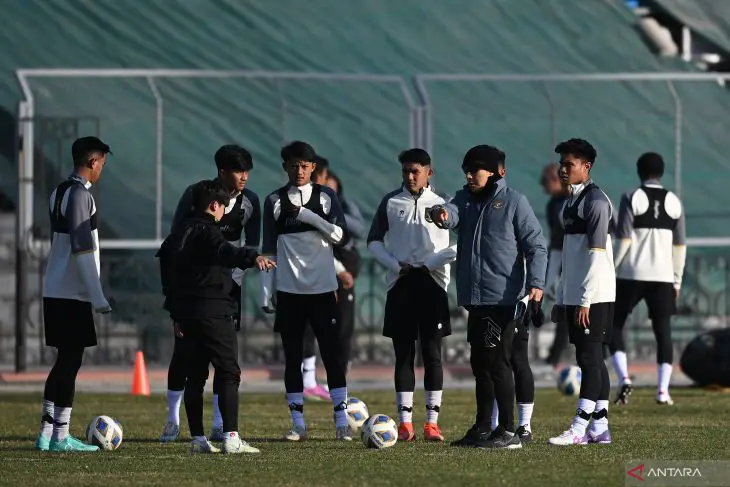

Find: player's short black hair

[191,179,229,212]
[461,145,505,173]
[281,141,316,163]
[328,170,343,197]
[311,155,330,181]
[215,145,253,172]
[398,148,432,166]
[554,138,597,164]
[636,152,664,180]
[71,136,111,166]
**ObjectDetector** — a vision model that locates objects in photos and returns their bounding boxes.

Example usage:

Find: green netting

[0,0,729,238]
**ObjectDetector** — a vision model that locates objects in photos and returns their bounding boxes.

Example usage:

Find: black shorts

[43,297,97,348]
[615,279,675,323]
[383,269,451,340]
[274,291,338,335]
[466,305,516,347]
[565,302,614,345]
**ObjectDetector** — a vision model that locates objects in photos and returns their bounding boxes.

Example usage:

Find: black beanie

[462,145,505,173]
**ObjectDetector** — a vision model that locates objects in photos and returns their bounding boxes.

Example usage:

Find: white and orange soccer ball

[361,414,398,449]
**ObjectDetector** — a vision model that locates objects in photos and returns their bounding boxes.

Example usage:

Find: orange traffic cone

[131,351,150,396]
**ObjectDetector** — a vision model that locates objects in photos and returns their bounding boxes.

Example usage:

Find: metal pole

[147,77,164,240]
[413,76,432,156]
[15,102,31,373]
[667,81,682,196]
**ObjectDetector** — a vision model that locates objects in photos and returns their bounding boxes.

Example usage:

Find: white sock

[50,406,72,442]
[658,363,673,398]
[212,394,223,429]
[287,392,305,428]
[396,391,414,423]
[166,390,183,425]
[425,390,442,424]
[40,399,54,438]
[517,402,534,431]
[612,351,631,385]
[570,398,596,436]
[302,356,317,389]
[330,387,348,428]
[590,400,609,435]
[224,431,238,440]
[490,398,499,431]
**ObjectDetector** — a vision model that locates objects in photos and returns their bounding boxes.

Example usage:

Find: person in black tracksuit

[158,180,274,454]
[161,145,260,442]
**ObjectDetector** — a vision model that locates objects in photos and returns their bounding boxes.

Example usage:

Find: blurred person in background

[325,171,366,373]
[541,163,571,369]
[610,152,686,406]
[161,145,260,443]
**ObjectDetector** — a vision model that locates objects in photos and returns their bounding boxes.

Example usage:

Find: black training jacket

[157,212,259,320]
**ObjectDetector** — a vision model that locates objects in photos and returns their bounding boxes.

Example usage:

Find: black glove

[529,300,545,329]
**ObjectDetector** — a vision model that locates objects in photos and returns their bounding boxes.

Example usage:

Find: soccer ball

[85,415,123,450]
[361,414,398,449]
[346,397,369,433]
[558,365,582,396]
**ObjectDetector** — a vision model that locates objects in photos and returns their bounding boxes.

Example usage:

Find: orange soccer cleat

[398,422,416,442]
[424,422,445,442]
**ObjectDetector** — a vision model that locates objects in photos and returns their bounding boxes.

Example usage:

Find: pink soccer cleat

[304,384,331,401]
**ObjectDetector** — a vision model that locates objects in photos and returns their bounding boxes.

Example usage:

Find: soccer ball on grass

[85,415,123,450]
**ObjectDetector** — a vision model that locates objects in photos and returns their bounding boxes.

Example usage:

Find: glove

[529,300,545,329]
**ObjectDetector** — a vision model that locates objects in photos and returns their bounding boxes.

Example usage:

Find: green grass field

[1,388,728,486]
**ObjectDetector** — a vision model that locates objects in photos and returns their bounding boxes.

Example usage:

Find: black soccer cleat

[515,425,533,444]
[476,426,522,449]
[613,383,634,406]
[450,424,489,447]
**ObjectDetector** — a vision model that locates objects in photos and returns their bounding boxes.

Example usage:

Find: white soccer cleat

[657,393,674,406]
[336,426,353,441]
[209,426,224,442]
[223,432,260,454]
[160,421,180,443]
[548,428,588,446]
[283,425,308,441]
[190,438,221,454]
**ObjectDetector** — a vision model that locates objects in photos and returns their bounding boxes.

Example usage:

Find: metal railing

[1,249,727,367]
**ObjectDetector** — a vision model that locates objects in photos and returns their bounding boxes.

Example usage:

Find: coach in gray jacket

[429,145,547,449]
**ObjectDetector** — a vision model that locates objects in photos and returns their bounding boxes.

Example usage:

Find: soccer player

[300,155,333,402]
[36,136,112,452]
[260,141,351,441]
[429,145,547,449]
[367,148,455,442]
[161,145,260,442]
[542,163,571,368]
[610,152,686,406]
[548,138,616,446]
[158,180,274,454]
[327,171,366,372]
